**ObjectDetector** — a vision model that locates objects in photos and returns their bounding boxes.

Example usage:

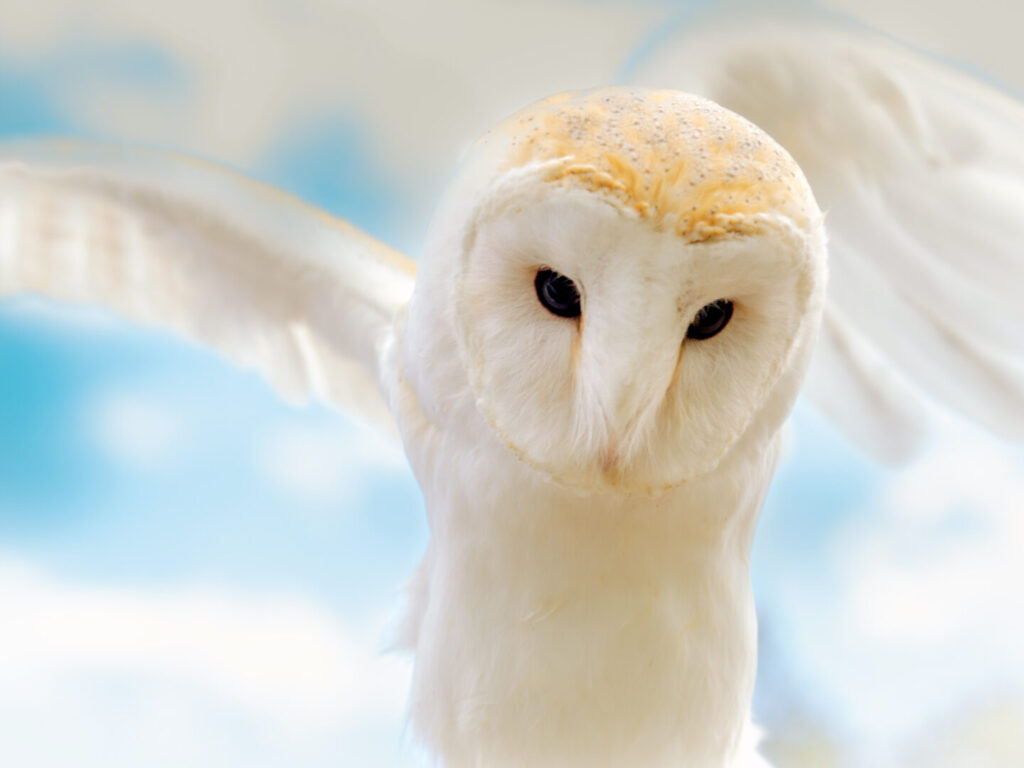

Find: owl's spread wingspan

[630,17,1024,460]
[0,141,415,434]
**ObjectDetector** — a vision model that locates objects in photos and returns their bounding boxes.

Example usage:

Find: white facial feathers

[407,88,827,493]
[456,189,821,493]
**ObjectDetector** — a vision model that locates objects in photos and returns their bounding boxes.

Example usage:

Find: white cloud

[0,559,412,746]
[901,698,1024,768]
[840,426,1024,653]
[88,389,185,469]
[255,419,409,504]
[786,415,1024,761]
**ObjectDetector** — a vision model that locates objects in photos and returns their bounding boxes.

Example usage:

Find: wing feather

[0,141,415,432]
[804,306,928,463]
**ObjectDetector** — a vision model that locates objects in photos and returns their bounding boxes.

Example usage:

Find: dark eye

[686,299,733,340]
[535,269,581,319]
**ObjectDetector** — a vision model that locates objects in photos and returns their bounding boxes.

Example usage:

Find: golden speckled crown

[488,88,816,242]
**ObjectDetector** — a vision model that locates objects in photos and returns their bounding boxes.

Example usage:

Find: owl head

[405,88,827,495]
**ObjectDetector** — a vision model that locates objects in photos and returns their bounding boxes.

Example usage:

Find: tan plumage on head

[496,89,817,242]
[2,18,1022,768]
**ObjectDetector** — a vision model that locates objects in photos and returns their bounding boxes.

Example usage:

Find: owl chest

[397,393,763,765]
[406,475,757,767]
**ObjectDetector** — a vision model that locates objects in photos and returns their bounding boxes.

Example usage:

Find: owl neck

[398,391,779,767]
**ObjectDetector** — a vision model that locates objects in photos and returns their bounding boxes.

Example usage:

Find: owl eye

[535,269,581,319]
[686,299,734,340]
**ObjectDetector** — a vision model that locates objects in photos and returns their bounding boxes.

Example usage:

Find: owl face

[413,88,826,494]
[456,182,822,494]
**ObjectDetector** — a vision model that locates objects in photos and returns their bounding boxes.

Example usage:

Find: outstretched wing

[0,141,415,433]
[629,17,1024,461]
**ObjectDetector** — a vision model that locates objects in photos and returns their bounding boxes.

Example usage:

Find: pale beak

[592,330,680,474]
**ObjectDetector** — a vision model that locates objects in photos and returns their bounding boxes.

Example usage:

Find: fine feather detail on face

[456,186,822,494]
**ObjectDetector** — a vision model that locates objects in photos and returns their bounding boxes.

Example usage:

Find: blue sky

[0,2,1022,766]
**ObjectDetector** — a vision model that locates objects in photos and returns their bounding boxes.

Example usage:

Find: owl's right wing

[0,141,416,433]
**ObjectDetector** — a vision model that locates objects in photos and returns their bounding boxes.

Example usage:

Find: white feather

[0,140,415,433]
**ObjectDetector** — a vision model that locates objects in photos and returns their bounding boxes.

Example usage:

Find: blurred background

[0,1,1022,766]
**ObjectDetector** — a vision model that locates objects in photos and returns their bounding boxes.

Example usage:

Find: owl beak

[596,343,680,474]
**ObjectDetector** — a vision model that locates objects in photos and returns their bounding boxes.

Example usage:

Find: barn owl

[1,20,1023,768]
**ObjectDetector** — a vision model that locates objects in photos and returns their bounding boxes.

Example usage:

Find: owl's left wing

[629,17,1024,461]
[0,141,415,433]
